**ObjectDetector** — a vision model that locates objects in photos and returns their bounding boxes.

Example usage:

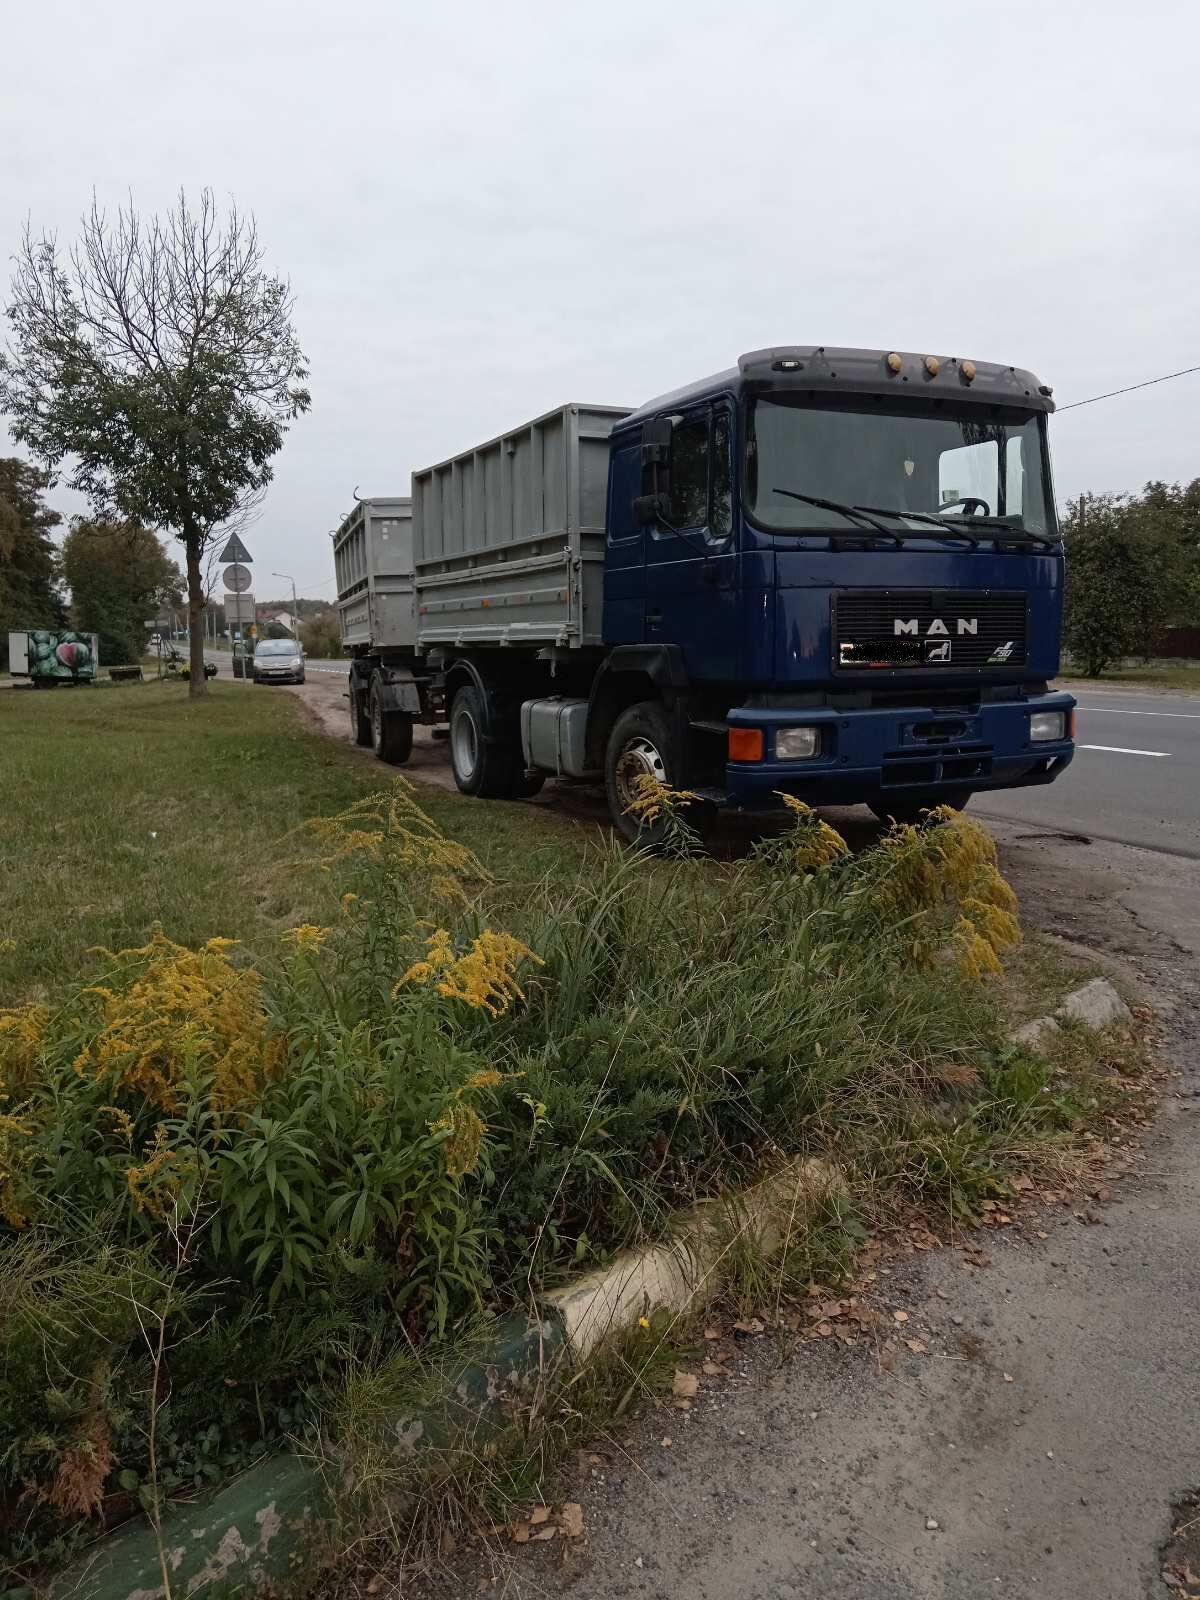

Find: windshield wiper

[939,516,1057,547]
[851,504,981,545]
[770,488,903,545]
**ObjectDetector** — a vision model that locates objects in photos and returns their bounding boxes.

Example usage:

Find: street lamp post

[273,572,299,637]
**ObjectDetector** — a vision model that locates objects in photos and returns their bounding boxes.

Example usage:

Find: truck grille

[833,590,1028,671]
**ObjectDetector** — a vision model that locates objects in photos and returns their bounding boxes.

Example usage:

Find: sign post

[220,535,253,681]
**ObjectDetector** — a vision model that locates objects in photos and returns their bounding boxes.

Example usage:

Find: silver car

[252,639,306,684]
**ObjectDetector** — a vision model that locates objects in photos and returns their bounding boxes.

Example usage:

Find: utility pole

[273,572,299,636]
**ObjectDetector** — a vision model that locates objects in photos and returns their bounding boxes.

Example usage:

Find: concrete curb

[45,1316,565,1600]
[1009,976,1132,1052]
[541,1157,842,1361]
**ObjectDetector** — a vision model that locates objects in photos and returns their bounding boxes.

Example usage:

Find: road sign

[218,532,253,564]
[223,563,252,593]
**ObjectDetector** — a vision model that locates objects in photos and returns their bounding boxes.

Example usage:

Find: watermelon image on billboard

[17,631,99,682]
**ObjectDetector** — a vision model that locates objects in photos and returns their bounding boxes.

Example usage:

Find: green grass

[1059,659,1200,692]
[0,679,592,1004]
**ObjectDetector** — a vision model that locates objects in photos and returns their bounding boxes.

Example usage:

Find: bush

[0,780,1051,1575]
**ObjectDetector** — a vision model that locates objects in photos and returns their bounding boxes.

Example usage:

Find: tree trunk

[185,535,208,698]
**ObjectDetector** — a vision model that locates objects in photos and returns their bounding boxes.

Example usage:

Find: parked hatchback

[253,639,306,684]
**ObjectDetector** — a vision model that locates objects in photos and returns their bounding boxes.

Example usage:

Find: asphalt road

[978,685,1200,859]
[213,654,1200,857]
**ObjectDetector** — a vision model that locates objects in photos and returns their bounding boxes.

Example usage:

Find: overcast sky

[3,0,1197,600]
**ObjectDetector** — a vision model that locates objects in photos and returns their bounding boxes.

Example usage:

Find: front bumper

[254,670,303,683]
[723,691,1075,808]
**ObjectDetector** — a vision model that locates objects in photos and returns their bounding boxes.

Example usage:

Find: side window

[711,410,732,538]
[669,416,709,528]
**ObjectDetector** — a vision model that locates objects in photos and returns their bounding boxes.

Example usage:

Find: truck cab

[598,346,1074,823]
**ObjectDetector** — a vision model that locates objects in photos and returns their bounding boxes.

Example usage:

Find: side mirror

[633,493,668,527]
[640,416,673,466]
[637,417,673,524]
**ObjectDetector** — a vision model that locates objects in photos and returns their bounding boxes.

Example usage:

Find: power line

[1057,364,1200,412]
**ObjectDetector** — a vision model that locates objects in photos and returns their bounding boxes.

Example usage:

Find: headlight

[1030,710,1067,743]
[775,726,821,760]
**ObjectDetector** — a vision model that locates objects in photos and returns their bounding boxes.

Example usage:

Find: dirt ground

[290,670,1200,1600]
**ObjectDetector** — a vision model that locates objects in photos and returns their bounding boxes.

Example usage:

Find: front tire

[370,678,414,765]
[605,701,708,846]
[869,788,973,825]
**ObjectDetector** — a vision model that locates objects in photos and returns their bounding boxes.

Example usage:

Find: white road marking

[1078,743,1170,758]
[1075,705,1200,719]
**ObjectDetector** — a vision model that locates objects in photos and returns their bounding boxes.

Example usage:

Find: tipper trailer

[334,346,1075,838]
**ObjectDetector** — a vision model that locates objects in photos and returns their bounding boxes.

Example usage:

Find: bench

[109,665,144,683]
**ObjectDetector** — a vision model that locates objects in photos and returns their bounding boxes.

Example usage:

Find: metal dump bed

[334,497,415,652]
[412,403,630,650]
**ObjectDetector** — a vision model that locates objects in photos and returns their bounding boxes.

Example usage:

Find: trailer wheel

[448,684,542,798]
[868,788,973,825]
[605,701,709,846]
[370,679,414,765]
[349,679,373,746]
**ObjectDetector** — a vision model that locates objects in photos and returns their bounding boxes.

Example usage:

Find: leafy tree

[0,192,310,696]
[0,457,63,639]
[1062,484,1199,675]
[62,519,183,665]
[299,612,342,659]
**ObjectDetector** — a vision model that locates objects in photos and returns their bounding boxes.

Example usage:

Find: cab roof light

[886,351,903,374]
[924,355,940,377]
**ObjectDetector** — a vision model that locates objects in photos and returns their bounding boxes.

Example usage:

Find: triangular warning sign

[218,532,253,564]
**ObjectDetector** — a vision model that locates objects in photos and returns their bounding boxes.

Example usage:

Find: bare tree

[0,191,310,695]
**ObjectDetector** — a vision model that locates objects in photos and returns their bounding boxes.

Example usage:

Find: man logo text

[893,617,978,637]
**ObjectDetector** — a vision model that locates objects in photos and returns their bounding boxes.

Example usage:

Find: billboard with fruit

[9,631,99,681]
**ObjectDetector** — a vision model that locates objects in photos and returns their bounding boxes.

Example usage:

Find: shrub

[1,778,1059,1576]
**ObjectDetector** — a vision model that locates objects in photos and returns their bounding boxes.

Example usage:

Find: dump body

[411,403,631,649]
[334,498,415,652]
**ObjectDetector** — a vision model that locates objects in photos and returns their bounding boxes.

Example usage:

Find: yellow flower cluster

[622,774,699,826]
[0,1111,33,1228]
[299,780,489,904]
[0,1004,49,1096]
[775,793,851,869]
[871,807,1021,978]
[284,923,331,953]
[125,1123,190,1220]
[429,1100,486,1178]
[394,927,543,1017]
[74,929,281,1114]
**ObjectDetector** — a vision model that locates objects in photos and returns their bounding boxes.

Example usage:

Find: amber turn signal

[728,727,765,762]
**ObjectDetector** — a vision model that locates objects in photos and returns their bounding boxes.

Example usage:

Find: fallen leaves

[672,1370,699,1400]
[904,1338,927,1354]
[510,1502,587,1544]
[892,1309,909,1324]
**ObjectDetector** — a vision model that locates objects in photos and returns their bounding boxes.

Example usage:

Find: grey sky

[3,0,1197,601]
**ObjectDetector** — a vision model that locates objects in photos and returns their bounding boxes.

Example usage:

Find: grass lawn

[1059,659,1200,692]
[0,679,593,1004]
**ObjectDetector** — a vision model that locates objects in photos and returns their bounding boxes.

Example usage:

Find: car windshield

[256,640,299,656]
[747,396,1057,539]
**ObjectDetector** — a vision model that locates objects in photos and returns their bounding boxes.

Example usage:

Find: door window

[711,410,732,539]
[669,416,710,528]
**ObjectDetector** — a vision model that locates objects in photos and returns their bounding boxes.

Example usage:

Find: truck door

[643,404,740,680]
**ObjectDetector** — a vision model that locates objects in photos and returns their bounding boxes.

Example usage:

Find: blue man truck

[334,345,1075,839]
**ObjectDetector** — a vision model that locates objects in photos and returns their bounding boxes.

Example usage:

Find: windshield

[747,396,1056,538]
[255,639,300,656]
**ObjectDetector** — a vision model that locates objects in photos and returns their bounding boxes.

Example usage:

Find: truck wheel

[448,684,542,798]
[869,788,973,825]
[350,680,372,746]
[370,679,414,764]
[605,701,707,846]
